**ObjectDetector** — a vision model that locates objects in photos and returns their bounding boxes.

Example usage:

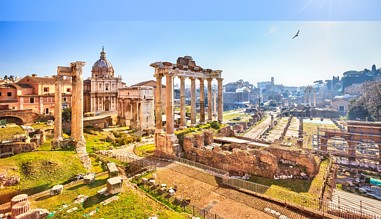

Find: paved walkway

[243,113,272,140]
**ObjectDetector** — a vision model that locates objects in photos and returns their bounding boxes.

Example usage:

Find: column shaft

[217,78,223,123]
[155,75,163,131]
[199,78,205,124]
[190,78,196,126]
[179,76,186,128]
[71,77,77,139]
[54,76,63,140]
[75,72,85,142]
[207,78,213,121]
[166,74,174,135]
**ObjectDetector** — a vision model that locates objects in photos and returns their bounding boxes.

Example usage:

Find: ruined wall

[182,130,320,179]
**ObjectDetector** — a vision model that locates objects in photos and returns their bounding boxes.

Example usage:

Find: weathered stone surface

[266,147,319,177]
[194,134,204,148]
[181,130,319,179]
[203,130,214,145]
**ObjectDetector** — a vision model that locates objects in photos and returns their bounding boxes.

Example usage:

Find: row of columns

[54,62,86,147]
[304,88,316,107]
[155,74,223,135]
[90,96,116,112]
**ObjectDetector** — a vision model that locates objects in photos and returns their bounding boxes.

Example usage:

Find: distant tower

[271,77,274,85]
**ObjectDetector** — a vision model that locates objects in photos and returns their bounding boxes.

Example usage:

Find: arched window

[106,83,109,91]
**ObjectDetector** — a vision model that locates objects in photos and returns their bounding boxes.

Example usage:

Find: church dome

[92,47,114,78]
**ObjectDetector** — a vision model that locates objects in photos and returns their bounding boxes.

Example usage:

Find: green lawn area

[223,111,252,122]
[31,123,53,130]
[0,125,26,141]
[84,131,113,153]
[30,174,187,219]
[248,159,330,207]
[0,151,87,204]
[135,144,155,157]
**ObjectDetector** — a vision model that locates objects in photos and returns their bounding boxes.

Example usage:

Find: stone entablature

[117,86,155,131]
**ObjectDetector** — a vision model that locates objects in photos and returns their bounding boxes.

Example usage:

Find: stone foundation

[154,133,182,157]
[181,130,319,179]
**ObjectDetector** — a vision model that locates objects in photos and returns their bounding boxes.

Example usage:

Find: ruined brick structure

[182,130,319,178]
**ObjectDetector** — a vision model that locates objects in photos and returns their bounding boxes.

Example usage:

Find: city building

[83,48,125,113]
[0,74,72,114]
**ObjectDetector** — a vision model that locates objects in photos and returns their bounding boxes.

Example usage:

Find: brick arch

[0,109,39,125]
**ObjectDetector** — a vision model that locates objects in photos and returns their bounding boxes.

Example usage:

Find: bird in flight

[292,30,300,39]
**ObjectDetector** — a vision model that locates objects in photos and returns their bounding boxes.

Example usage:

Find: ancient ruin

[117,86,155,132]
[151,56,223,156]
[182,128,319,179]
[304,85,316,107]
[318,121,381,163]
[52,61,91,170]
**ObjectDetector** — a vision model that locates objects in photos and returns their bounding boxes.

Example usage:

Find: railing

[168,156,381,219]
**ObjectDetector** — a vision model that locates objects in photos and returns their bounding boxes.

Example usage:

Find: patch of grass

[249,175,311,193]
[84,131,113,153]
[0,125,26,141]
[135,144,155,157]
[31,123,53,130]
[31,174,187,219]
[223,112,252,122]
[0,151,86,204]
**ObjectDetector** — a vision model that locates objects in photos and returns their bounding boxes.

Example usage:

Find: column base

[155,129,163,134]
[199,121,206,125]
[51,138,63,150]
[179,126,187,130]
[190,123,197,127]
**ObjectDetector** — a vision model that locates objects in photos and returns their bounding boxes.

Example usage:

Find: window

[106,84,109,91]
[63,97,67,102]
[339,106,345,112]
[30,97,34,103]
[0,92,2,96]
[66,88,71,92]
[44,87,49,92]
[45,108,49,114]
[99,83,102,89]
[7,92,12,96]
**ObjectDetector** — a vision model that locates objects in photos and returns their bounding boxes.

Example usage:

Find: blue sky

[1,1,381,86]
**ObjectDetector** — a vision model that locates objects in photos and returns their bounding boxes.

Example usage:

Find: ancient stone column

[308,91,312,107]
[199,78,205,124]
[165,72,174,135]
[313,90,317,107]
[217,78,223,123]
[53,75,63,141]
[155,75,163,132]
[72,62,86,146]
[71,76,77,139]
[179,76,186,128]
[207,78,213,122]
[190,78,196,126]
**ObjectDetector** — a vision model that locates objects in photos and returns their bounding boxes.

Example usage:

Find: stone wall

[182,130,320,179]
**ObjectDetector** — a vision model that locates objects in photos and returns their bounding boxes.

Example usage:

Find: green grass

[135,144,155,157]
[0,125,26,141]
[0,151,87,204]
[84,131,113,153]
[249,175,311,193]
[30,174,187,219]
[31,123,53,130]
[223,112,252,122]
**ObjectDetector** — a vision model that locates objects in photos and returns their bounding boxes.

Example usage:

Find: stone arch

[0,116,24,125]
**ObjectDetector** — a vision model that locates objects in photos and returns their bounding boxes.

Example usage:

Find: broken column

[52,75,63,149]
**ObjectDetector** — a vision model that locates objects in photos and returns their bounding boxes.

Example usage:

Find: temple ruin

[150,56,223,156]
[304,85,316,107]
[52,61,91,170]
